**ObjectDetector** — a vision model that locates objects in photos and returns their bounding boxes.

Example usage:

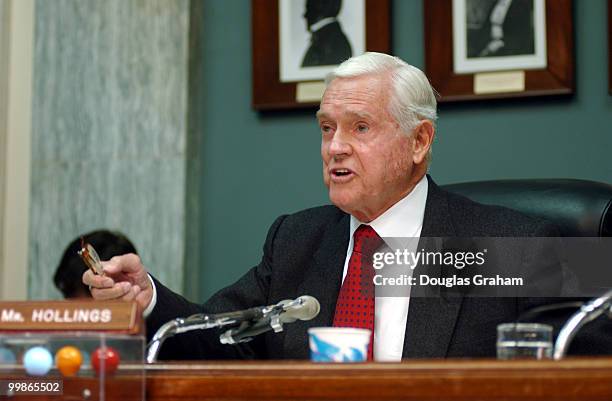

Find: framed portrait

[252,0,390,110]
[425,0,574,102]
[453,0,547,74]
[279,0,366,82]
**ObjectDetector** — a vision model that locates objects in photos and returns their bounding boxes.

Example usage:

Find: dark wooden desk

[145,358,612,401]
[3,358,612,400]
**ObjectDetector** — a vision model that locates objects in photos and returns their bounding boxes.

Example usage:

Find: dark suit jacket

[147,176,608,360]
[302,21,352,67]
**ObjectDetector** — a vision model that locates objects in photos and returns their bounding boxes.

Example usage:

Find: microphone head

[279,296,321,322]
[296,295,320,320]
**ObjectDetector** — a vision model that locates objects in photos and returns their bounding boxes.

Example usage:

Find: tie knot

[353,225,383,254]
[354,224,378,239]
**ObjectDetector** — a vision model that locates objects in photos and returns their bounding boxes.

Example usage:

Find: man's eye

[356,124,369,133]
[321,125,333,133]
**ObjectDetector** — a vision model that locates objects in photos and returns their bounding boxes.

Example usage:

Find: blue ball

[0,347,16,364]
[23,346,53,376]
[79,348,91,367]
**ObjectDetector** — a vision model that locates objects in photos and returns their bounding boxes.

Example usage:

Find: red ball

[91,346,120,375]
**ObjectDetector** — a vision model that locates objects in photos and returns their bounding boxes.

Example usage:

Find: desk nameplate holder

[0,300,142,334]
[0,301,145,401]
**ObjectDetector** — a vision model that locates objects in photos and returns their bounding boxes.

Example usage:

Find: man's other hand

[82,253,153,311]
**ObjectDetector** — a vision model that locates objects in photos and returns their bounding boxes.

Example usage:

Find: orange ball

[55,346,83,377]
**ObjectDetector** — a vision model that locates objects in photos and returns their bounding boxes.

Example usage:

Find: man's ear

[412,120,435,165]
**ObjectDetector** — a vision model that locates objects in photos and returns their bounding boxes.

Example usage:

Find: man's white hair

[325,52,438,134]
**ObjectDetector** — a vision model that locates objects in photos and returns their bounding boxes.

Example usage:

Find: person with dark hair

[301,0,352,67]
[54,230,137,299]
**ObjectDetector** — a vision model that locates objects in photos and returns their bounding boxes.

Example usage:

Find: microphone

[146,295,320,362]
[276,295,321,323]
[211,307,265,322]
[219,295,320,344]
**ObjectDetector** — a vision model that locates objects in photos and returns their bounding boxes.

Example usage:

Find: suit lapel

[283,212,349,358]
[402,176,465,358]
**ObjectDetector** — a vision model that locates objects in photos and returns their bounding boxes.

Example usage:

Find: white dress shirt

[343,175,428,361]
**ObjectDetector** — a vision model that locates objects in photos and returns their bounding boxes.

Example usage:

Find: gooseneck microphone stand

[146,312,241,363]
[553,289,612,360]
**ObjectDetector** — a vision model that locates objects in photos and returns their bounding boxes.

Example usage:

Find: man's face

[318,74,417,222]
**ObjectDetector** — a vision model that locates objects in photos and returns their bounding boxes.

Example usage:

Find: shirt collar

[310,17,336,32]
[349,175,429,239]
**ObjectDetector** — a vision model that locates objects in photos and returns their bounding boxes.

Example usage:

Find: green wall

[190,0,612,301]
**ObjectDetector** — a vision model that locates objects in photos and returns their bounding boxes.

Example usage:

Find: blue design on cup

[342,346,364,362]
[310,334,365,362]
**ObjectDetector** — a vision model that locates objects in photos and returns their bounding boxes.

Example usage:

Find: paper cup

[308,327,371,362]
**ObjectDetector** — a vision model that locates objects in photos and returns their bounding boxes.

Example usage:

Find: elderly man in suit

[83,52,568,361]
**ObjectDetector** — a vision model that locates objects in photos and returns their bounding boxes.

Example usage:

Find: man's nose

[328,130,352,158]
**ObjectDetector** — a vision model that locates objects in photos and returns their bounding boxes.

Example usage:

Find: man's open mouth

[333,169,352,177]
[330,168,355,182]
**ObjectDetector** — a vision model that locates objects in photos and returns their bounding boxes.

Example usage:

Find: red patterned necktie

[333,225,383,360]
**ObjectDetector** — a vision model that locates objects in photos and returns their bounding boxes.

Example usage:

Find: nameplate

[0,301,141,334]
[474,71,525,94]
[296,81,326,103]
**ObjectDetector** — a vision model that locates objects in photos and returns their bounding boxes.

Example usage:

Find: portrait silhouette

[301,0,352,67]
